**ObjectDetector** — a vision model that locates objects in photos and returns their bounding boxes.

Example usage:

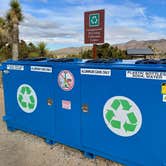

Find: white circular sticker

[58,70,74,91]
[103,96,142,137]
[17,84,37,113]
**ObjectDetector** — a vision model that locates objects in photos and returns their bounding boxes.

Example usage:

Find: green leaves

[9,0,23,22]
[81,43,126,59]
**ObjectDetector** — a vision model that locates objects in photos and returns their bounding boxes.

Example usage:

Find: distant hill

[53,39,166,56]
[115,39,166,54]
[53,46,91,57]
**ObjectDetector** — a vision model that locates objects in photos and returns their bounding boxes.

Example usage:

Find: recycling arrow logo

[17,84,37,113]
[103,96,142,137]
[89,13,100,27]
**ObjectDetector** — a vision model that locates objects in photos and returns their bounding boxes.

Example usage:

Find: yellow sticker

[162,83,166,94]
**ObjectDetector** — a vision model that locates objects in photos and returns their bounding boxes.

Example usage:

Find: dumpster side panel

[2,63,56,140]
[81,67,165,166]
[55,65,81,148]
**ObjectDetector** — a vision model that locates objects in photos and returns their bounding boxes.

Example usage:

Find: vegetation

[0,0,49,61]
[82,43,126,59]
[0,0,128,61]
[1,0,151,62]
[6,0,23,60]
[38,42,47,57]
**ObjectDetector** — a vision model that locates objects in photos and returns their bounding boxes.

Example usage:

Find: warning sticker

[126,70,166,80]
[81,68,111,76]
[62,100,71,110]
[162,83,166,94]
[58,70,74,91]
[7,65,24,71]
[31,66,52,73]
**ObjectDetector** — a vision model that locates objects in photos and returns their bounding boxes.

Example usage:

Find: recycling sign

[103,96,142,137]
[17,84,37,113]
[89,13,100,27]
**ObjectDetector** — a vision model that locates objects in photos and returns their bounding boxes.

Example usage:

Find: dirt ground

[0,88,122,166]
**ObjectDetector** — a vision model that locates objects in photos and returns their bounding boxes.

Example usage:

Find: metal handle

[82,104,88,113]
[47,98,53,106]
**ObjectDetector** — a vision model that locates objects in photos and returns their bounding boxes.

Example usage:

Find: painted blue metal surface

[2,60,56,141]
[2,58,82,147]
[80,61,166,166]
[2,58,166,166]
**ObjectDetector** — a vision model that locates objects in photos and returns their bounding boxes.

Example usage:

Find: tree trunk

[12,23,19,60]
[12,43,19,60]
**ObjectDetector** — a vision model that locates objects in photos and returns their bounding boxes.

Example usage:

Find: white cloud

[151,16,166,29]
[1,0,166,49]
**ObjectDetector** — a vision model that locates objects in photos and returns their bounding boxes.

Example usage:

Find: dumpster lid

[135,59,159,64]
[85,59,120,64]
[19,57,47,61]
[48,58,79,63]
[135,59,166,65]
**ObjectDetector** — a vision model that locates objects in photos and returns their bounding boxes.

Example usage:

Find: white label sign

[163,95,166,102]
[126,70,166,80]
[31,66,52,73]
[7,65,24,71]
[81,68,111,76]
[62,100,71,110]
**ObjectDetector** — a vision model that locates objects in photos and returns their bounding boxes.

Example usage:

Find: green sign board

[89,13,100,27]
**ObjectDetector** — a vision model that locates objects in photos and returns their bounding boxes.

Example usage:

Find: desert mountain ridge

[53,39,166,56]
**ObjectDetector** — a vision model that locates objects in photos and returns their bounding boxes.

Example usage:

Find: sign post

[84,9,105,59]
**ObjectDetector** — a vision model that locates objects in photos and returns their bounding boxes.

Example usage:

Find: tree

[81,43,127,59]
[38,42,47,57]
[0,17,8,49]
[6,0,23,60]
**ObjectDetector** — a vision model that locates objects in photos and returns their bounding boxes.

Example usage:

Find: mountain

[115,39,166,54]
[53,46,91,57]
[53,39,166,56]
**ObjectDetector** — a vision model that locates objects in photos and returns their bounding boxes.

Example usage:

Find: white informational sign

[163,95,166,102]
[81,68,111,76]
[30,66,52,73]
[7,65,24,71]
[58,70,75,91]
[62,100,71,110]
[126,70,166,80]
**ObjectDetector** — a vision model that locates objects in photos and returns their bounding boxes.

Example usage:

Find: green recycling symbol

[17,84,37,113]
[103,96,142,137]
[89,13,100,27]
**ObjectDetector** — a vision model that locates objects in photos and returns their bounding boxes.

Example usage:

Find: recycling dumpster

[79,59,166,166]
[2,57,166,166]
[1,58,82,145]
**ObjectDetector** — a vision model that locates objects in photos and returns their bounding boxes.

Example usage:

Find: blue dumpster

[80,59,166,166]
[2,58,166,166]
[2,58,81,145]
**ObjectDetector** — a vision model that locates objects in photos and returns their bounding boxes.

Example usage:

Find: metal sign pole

[93,44,97,59]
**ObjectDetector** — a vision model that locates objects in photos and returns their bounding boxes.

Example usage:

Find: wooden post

[93,44,97,59]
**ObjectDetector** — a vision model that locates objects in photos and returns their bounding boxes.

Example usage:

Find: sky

[0,0,166,50]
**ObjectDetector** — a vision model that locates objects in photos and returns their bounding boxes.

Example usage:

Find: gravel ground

[0,87,122,166]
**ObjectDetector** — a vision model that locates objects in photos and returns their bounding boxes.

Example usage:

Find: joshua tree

[0,17,8,48]
[6,0,23,60]
[38,42,47,57]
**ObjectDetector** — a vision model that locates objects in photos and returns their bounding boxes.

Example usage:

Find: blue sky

[1,0,166,50]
